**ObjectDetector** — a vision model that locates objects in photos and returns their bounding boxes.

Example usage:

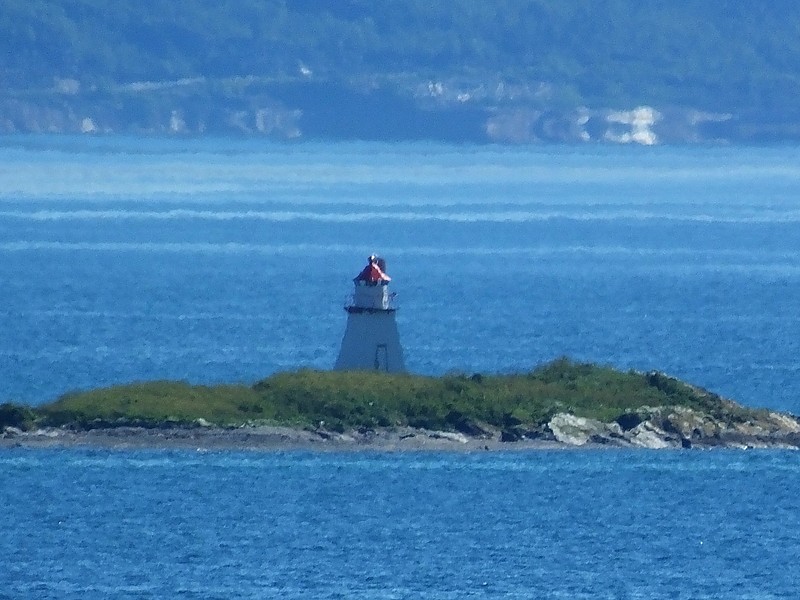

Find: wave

[3,161,800,203]
[2,240,799,261]
[22,308,266,321]
[2,208,800,224]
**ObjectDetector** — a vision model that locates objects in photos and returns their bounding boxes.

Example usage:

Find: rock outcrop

[515,406,800,449]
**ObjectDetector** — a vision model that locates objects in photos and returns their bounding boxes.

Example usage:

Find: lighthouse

[334,256,406,373]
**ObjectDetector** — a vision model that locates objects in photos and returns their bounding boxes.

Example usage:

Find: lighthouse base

[334,311,405,373]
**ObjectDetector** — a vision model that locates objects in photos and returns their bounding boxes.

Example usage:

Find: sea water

[2,448,799,599]
[2,137,800,598]
[2,137,800,411]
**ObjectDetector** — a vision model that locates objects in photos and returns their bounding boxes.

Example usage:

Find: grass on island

[1,358,753,434]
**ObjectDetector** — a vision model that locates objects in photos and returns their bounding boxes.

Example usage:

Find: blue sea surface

[2,138,800,598]
[2,137,800,413]
[2,448,799,599]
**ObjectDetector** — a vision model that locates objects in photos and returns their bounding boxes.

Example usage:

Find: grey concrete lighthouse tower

[334,256,406,373]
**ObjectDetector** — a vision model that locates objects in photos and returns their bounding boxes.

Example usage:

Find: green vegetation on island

[0,359,761,435]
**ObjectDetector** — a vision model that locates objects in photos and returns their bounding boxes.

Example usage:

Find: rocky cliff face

[3,76,799,144]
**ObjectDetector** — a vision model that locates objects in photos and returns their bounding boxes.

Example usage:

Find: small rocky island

[2,359,799,451]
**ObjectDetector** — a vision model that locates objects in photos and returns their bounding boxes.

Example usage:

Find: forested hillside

[3,0,800,142]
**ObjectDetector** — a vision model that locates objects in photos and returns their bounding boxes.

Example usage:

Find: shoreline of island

[0,424,555,452]
[3,417,800,453]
